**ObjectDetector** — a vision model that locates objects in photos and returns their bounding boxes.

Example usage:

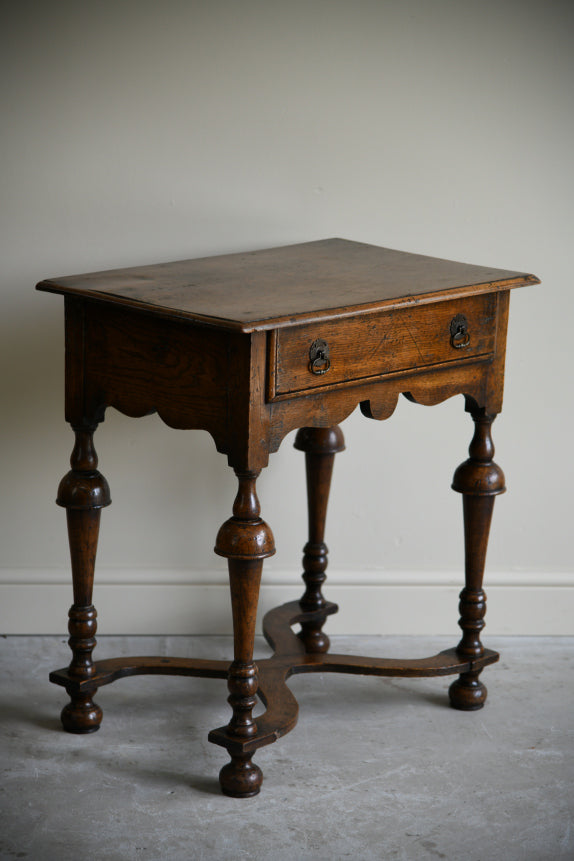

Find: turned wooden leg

[56,426,111,733]
[293,426,345,653]
[449,408,505,711]
[214,470,275,797]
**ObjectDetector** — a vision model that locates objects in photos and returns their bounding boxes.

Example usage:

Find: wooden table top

[37,238,538,332]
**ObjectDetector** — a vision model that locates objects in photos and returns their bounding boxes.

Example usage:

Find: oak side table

[37,239,538,797]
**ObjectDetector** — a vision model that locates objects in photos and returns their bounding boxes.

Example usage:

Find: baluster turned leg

[56,426,111,732]
[214,471,275,797]
[449,408,505,710]
[294,426,345,653]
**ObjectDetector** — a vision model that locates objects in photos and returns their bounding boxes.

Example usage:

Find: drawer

[270,294,497,399]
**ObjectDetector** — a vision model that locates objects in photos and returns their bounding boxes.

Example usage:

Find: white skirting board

[1,569,572,636]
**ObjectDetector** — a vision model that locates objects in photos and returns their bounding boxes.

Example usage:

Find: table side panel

[482,289,511,416]
[77,301,231,444]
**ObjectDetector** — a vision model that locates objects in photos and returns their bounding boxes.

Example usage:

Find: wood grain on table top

[36,238,539,332]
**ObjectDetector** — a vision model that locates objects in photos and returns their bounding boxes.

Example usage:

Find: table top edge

[36,272,539,333]
[35,238,540,333]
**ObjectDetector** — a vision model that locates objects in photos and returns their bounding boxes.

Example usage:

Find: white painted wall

[1,1,572,635]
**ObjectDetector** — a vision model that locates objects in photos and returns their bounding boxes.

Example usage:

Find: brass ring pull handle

[450,314,471,350]
[309,338,331,375]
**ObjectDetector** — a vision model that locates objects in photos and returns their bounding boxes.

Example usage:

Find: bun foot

[61,694,103,733]
[219,754,263,798]
[449,671,487,711]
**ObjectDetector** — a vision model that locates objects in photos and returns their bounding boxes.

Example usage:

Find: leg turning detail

[294,426,345,653]
[449,407,505,711]
[214,470,275,796]
[57,426,111,732]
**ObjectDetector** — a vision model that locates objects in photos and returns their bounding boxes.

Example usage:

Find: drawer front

[271,294,497,398]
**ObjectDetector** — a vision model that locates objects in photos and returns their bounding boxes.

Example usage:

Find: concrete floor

[0,635,572,861]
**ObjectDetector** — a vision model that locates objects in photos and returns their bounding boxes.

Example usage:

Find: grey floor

[1,635,572,861]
